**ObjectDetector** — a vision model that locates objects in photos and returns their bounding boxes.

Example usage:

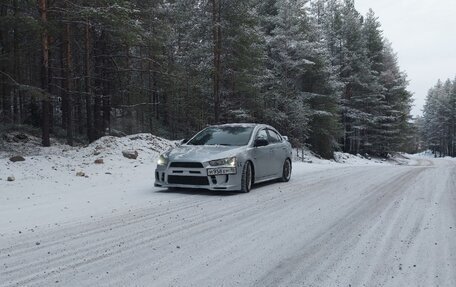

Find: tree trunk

[77,93,83,134]
[212,0,222,124]
[102,94,110,135]
[93,33,104,140]
[153,69,158,121]
[64,23,73,145]
[125,46,132,134]
[60,41,67,129]
[85,20,94,142]
[13,0,20,124]
[39,0,50,147]
[148,49,154,131]
[0,4,12,124]
[94,95,102,139]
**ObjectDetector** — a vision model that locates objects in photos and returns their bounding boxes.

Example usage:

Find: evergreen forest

[421,78,456,157]
[0,0,415,158]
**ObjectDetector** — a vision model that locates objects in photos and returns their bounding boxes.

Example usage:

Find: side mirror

[180,139,188,145]
[254,138,269,147]
[283,136,289,141]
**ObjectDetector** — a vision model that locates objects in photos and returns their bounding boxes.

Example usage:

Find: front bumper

[154,163,242,191]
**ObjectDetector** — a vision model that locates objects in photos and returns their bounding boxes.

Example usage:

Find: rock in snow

[7,176,15,182]
[94,159,104,164]
[9,156,25,162]
[122,150,138,160]
[76,171,85,177]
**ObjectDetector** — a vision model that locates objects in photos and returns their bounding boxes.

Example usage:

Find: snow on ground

[0,133,400,236]
[1,133,456,286]
[0,133,175,236]
[294,147,398,166]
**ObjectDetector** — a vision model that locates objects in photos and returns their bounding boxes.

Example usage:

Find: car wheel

[279,159,292,182]
[240,161,253,193]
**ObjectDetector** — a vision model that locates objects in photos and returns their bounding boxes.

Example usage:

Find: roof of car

[213,123,265,128]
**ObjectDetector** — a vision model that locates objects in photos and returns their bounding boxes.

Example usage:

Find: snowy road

[1,158,456,286]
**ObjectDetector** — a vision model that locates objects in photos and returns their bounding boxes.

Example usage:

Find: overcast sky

[355,0,456,116]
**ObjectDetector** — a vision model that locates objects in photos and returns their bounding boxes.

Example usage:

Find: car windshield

[187,126,254,146]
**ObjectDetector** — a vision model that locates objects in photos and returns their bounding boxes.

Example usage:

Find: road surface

[1,158,455,286]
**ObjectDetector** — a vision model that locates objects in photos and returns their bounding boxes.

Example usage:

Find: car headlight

[209,157,236,167]
[157,154,169,166]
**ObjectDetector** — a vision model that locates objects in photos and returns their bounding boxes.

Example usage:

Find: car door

[252,128,273,180]
[267,129,286,177]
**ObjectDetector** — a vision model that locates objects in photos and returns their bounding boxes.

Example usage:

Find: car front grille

[168,175,209,186]
[169,162,204,168]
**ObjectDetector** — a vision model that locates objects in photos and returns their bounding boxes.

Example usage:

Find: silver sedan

[154,123,292,192]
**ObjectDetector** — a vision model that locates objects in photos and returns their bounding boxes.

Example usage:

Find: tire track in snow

[254,167,428,287]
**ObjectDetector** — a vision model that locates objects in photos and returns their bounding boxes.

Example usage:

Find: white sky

[355,0,456,117]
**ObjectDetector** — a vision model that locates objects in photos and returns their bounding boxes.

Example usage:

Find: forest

[421,78,456,157]
[0,0,414,159]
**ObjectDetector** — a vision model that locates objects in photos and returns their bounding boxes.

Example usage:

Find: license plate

[207,167,236,176]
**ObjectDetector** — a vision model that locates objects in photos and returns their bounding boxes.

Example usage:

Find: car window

[268,129,282,143]
[187,126,254,146]
[256,129,268,140]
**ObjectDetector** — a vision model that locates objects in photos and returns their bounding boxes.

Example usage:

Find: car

[154,123,292,193]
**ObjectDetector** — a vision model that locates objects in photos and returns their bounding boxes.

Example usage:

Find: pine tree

[258,0,313,146]
[218,0,265,124]
[422,79,456,156]
[379,42,413,154]
[303,0,343,158]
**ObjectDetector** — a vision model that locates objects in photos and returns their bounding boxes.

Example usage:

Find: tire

[240,161,253,193]
[279,159,292,182]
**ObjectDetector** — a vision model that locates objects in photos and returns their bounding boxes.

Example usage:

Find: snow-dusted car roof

[213,123,258,127]
[211,123,272,129]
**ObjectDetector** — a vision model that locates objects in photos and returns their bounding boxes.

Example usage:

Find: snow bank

[0,133,176,235]
[0,131,74,159]
[82,133,176,161]
[334,152,389,165]
[293,148,390,166]
[0,133,175,183]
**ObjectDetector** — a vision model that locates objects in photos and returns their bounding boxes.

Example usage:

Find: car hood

[166,145,245,163]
